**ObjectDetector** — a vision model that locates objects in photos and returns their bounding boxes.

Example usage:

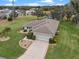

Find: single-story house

[0,9,19,19]
[26,9,35,16]
[23,19,59,42]
[0,9,12,19]
[0,9,11,19]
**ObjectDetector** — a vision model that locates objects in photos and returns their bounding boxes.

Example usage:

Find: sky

[0,0,70,6]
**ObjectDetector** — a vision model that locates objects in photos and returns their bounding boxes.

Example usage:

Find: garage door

[36,35,49,42]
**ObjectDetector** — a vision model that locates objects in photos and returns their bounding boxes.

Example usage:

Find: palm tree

[71,0,79,24]
[35,6,44,20]
[12,0,15,20]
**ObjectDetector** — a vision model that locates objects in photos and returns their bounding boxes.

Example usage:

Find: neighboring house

[0,9,18,19]
[0,13,7,19]
[26,9,35,16]
[17,10,26,16]
[16,10,23,16]
[23,19,59,42]
[0,9,12,19]
[0,9,7,19]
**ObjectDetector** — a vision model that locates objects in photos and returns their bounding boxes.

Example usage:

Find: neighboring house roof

[33,20,59,35]
[0,13,7,17]
[23,19,59,35]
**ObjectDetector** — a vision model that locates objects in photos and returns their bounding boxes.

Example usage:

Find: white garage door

[36,35,49,42]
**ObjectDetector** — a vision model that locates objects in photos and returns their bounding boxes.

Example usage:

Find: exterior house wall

[26,10,35,16]
[34,32,52,42]
[26,11,31,15]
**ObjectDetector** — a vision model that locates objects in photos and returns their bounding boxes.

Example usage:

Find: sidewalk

[18,40,49,59]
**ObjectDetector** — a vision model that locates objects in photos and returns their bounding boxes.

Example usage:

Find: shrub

[8,16,13,21]
[49,38,56,44]
[32,35,36,40]
[29,29,32,32]
[3,27,11,32]
[0,33,2,37]
[1,27,11,37]
[23,29,27,32]
[27,34,31,39]
[8,14,13,21]
[27,32,33,39]
[27,32,36,40]
[55,31,59,35]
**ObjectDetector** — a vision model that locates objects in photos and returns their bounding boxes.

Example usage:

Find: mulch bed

[0,36,10,41]
[19,37,34,49]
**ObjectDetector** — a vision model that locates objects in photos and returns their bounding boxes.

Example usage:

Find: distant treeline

[0,6,64,10]
[0,6,37,10]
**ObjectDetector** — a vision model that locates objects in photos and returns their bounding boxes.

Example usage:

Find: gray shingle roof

[24,19,59,35]
[23,19,47,28]
[33,19,59,35]
[33,25,53,34]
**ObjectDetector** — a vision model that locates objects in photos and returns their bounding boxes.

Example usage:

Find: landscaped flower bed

[0,36,10,41]
[19,37,34,49]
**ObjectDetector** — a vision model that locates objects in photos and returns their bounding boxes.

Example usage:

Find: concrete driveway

[18,40,49,59]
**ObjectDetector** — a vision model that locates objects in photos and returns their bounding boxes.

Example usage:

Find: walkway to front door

[18,40,49,59]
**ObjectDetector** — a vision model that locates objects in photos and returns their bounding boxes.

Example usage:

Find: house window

[27,27,29,29]
[27,27,32,29]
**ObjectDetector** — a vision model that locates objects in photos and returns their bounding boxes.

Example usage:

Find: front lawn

[45,21,79,59]
[0,16,38,59]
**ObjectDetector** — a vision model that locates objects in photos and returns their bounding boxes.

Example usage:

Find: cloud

[2,0,16,2]
[2,0,65,6]
[38,0,55,6]
[40,0,54,3]
[27,3,40,6]
[4,3,13,6]
[25,2,65,6]
[55,3,64,6]
[59,0,63,1]
[39,0,65,6]
[8,0,16,2]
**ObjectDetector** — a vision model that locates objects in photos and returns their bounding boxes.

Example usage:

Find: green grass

[45,21,79,59]
[0,16,38,59]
